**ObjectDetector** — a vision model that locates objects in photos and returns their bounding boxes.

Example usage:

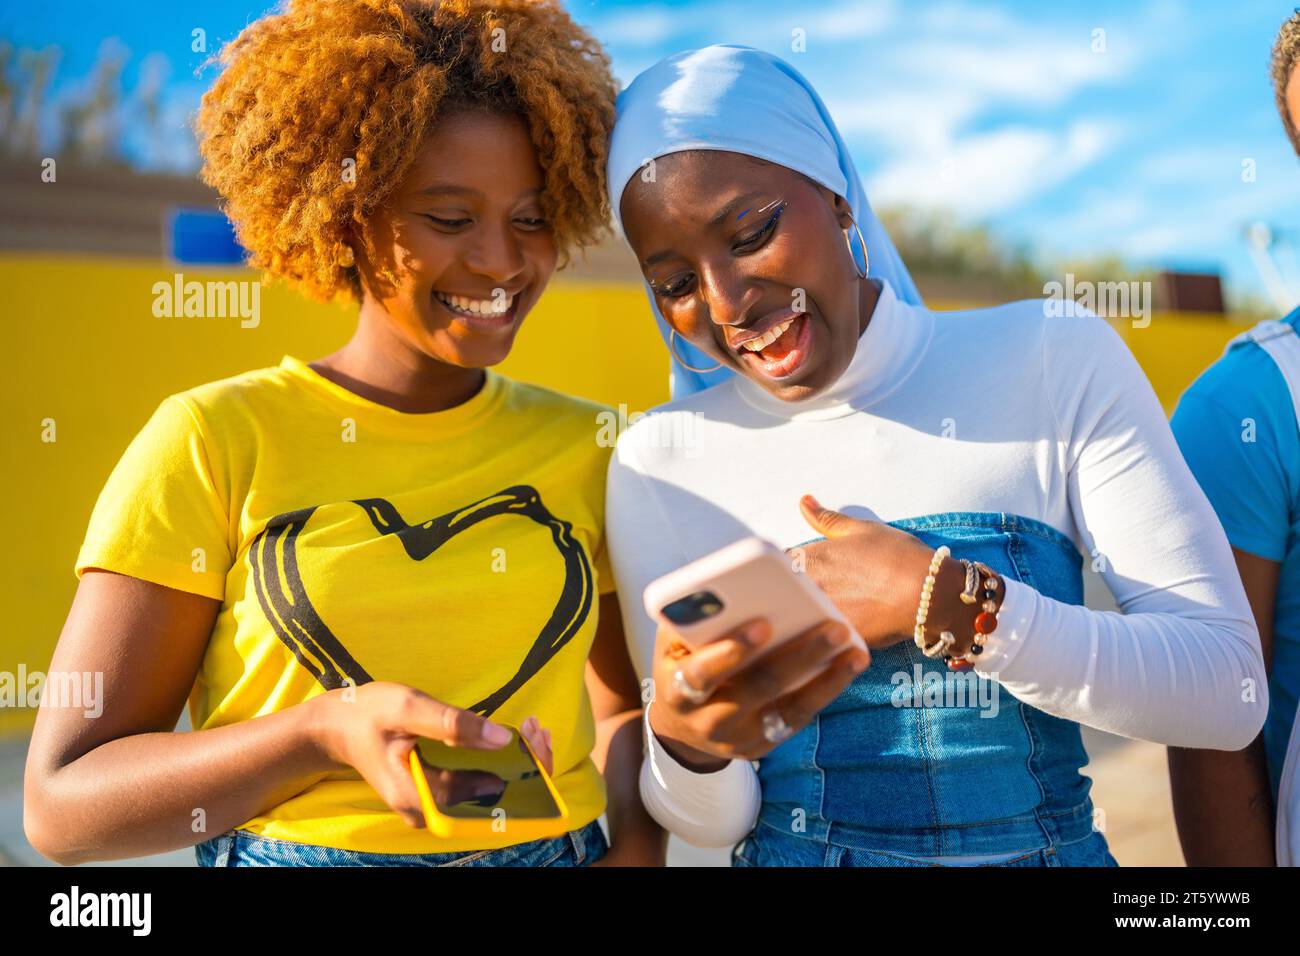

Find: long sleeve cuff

[972,575,1034,677]
[970,572,1266,750]
[637,705,762,849]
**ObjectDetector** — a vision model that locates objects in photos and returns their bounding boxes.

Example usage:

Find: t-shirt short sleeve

[593,534,616,595]
[1171,348,1297,563]
[75,395,232,601]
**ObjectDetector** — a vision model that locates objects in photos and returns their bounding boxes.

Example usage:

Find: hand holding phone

[643,537,866,653]
[642,537,872,765]
[313,682,558,835]
[407,716,570,841]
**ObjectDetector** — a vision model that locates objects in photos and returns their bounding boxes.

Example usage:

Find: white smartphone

[642,536,865,653]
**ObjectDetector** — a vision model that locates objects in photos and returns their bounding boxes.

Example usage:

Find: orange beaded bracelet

[946,561,1002,671]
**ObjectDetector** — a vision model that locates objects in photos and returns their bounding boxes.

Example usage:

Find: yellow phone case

[407,727,571,842]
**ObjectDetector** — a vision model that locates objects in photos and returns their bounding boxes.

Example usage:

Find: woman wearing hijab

[603,45,1267,866]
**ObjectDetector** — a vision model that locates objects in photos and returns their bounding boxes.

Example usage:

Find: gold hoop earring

[669,329,723,373]
[339,243,355,268]
[844,216,868,280]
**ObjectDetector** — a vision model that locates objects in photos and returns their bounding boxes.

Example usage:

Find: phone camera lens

[662,590,725,625]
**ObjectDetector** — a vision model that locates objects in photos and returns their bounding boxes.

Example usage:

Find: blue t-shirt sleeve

[1171,347,1296,563]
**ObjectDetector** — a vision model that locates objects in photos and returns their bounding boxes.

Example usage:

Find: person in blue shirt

[1166,11,1300,866]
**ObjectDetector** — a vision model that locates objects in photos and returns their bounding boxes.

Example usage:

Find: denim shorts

[730,818,1119,867]
[195,819,608,867]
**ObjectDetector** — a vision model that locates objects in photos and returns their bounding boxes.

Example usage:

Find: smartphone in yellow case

[407,724,570,842]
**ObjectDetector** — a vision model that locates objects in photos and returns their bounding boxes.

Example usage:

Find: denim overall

[733,512,1118,867]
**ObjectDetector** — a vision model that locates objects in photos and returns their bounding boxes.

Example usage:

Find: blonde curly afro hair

[196,0,617,302]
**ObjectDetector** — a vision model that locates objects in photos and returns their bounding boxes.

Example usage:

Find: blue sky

[4,0,1299,306]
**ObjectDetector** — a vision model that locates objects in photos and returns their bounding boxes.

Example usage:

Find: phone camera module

[661,590,725,625]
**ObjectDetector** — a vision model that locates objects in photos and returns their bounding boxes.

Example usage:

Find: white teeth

[740,317,794,351]
[436,292,514,316]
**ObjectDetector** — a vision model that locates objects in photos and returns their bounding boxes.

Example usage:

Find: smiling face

[619,150,873,402]
[356,109,559,369]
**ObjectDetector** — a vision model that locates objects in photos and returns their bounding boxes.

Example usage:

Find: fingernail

[483,722,511,745]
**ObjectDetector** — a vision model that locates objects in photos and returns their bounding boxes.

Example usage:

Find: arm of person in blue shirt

[1168,550,1277,865]
[1168,374,1288,866]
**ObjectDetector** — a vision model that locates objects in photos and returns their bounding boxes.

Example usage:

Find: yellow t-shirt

[76,356,616,854]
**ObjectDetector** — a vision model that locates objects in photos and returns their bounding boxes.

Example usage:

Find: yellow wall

[1111,311,1257,414]
[0,253,1258,733]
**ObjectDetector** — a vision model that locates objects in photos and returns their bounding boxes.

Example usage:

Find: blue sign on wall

[165,207,246,265]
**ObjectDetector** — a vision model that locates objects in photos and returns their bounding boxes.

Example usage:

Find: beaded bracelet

[913,545,952,657]
[959,560,980,605]
[945,561,1002,670]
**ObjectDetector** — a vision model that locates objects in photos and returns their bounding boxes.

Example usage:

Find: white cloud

[822,30,1124,160]
[797,0,898,41]
[1120,224,1196,259]
[825,88,983,155]
[1134,149,1253,187]
[892,37,1124,108]
[1040,138,1300,264]
[583,0,896,51]
[589,8,691,48]
[813,1,1143,219]
[867,120,1113,217]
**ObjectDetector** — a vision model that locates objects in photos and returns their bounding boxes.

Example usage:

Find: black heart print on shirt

[247,485,595,717]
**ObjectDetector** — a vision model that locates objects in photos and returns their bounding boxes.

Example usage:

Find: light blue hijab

[607,44,922,399]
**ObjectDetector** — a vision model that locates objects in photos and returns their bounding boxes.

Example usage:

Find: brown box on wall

[1156,270,1225,314]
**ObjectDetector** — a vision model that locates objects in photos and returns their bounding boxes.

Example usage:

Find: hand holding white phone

[643,536,867,655]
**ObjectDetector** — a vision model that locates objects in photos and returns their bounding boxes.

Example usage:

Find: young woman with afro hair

[23,0,664,867]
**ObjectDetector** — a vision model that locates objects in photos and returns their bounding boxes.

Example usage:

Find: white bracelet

[913,545,952,653]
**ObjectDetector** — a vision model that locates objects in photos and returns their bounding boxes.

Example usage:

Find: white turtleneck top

[605,281,1267,851]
